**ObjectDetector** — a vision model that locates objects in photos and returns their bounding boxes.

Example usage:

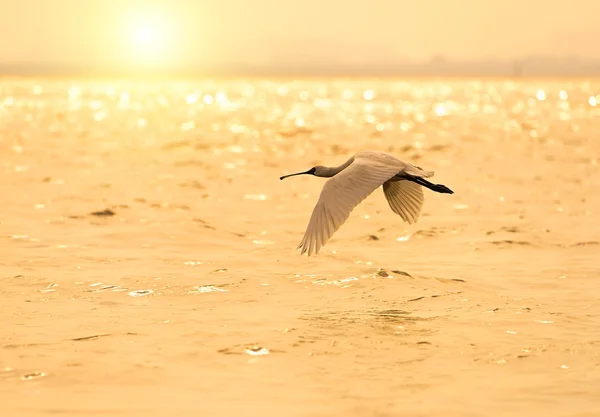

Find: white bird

[280,150,453,256]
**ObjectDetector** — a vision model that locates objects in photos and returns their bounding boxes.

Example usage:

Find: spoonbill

[280,151,453,256]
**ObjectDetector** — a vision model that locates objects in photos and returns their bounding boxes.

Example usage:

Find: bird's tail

[404,164,434,178]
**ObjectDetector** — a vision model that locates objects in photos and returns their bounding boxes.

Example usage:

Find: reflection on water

[1,77,599,416]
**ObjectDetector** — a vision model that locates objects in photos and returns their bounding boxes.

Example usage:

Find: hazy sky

[0,0,599,70]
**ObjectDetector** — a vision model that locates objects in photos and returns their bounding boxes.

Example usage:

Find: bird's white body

[280,150,453,256]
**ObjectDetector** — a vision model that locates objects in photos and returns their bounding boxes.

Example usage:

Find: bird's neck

[320,156,354,177]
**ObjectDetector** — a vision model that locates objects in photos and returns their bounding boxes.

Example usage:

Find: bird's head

[279,166,318,180]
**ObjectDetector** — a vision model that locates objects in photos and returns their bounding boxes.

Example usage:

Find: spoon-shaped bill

[280,169,313,180]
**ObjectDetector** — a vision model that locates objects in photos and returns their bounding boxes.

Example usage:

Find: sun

[128,15,173,66]
[134,26,158,46]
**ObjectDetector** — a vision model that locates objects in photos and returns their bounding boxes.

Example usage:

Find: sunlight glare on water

[0,77,599,417]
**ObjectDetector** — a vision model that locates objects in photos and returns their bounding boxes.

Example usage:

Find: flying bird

[280,150,453,256]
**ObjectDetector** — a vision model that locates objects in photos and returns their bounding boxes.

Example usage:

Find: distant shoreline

[2,57,600,79]
[1,73,599,81]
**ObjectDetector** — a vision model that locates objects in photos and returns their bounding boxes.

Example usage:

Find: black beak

[280,170,313,180]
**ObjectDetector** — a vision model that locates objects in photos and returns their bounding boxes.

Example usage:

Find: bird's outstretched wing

[382,180,424,224]
[298,159,400,256]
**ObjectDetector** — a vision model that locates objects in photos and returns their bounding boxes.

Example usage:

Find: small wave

[490,240,534,247]
[569,241,599,247]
